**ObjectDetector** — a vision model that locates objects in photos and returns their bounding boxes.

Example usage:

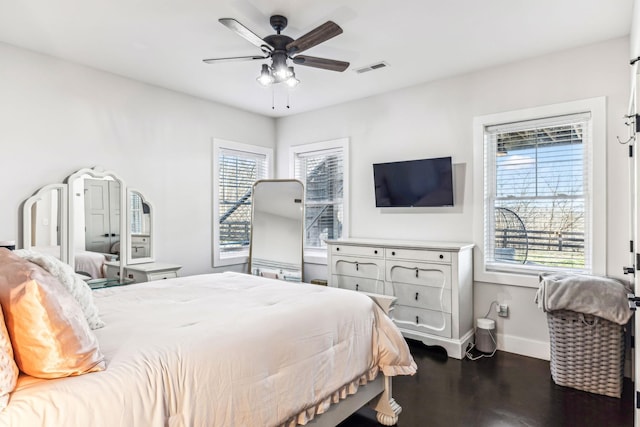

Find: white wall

[0,42,276,276]
[276,37,631,359]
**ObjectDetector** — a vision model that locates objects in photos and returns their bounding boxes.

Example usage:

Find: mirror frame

[22,183,68,263]
[65,166,127,279]
[126,189,154,265]
[248,179,305,282]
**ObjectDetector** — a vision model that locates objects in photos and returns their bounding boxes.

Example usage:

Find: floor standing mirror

[249,179,304,282]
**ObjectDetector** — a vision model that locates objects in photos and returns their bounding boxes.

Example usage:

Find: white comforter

[1,272,416,427]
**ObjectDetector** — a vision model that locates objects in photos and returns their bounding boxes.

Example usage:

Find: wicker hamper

[547,310,625,398]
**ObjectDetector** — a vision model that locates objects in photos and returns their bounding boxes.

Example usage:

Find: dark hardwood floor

[339,339,634,427]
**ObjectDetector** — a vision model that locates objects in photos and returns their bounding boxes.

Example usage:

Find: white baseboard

[497,333,550,361]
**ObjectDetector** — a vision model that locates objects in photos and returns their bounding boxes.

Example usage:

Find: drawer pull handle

[415,316,419,324]
[374,250,378,254]
[355,262,359,271]
[415,268,419,278]
[391,251,396,256]
[415,292,419,301]
[439,254,444,259]
[356,284,359,291]
[336,247,340,251]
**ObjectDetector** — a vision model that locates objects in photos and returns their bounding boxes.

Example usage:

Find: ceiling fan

[203,15,350,87]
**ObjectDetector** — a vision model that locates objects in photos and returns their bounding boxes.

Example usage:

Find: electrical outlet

[497,304,509,318]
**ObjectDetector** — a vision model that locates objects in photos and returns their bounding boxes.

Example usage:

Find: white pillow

[14,249,105,329]
[0,305,18,411]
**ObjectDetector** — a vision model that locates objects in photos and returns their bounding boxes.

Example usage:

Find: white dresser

[105,261,182,283]
[326,238,474,359]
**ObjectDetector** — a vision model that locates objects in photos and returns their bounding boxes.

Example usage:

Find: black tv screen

[373,157,454,207]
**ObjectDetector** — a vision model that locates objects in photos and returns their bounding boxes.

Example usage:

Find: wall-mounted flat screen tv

[373,156,454,207]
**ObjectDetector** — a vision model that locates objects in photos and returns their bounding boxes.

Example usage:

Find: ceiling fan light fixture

[271,52,292,81]
[273,65,292,80]
[285,67,300,87]
[256,64,274,86]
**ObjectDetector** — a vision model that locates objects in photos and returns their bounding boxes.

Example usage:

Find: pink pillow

[0,248,105,378]
[0,304,18,411]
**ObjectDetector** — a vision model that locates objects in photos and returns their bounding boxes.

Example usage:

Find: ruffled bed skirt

[281,366,380,427]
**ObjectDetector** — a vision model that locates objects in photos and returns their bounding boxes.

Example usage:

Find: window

[213,139,272,267]
[290,138,349,258]
[473,98,606,286]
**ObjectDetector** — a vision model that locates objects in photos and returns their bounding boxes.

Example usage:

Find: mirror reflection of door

[249,180,304,282]
[84,179,120,254]
[29,188,62,259]
[129,192,151,260]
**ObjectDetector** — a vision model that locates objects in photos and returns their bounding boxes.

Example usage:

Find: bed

[0,253,416,427]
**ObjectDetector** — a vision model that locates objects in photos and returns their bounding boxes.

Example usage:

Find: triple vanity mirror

[22,167,154,280]
[249,179,304,282]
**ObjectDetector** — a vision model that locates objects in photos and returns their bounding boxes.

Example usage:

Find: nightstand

[123,262,182,283]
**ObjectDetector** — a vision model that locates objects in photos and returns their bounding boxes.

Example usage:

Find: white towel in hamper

[535,272,632,325]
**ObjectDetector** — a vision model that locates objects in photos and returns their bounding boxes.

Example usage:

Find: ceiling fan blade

[219,18,273,52]
[286,21,343,54]
[202,55,267,64]
[292,55,349,72]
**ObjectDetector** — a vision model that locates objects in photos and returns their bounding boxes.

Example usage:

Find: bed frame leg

[370,375,401,426]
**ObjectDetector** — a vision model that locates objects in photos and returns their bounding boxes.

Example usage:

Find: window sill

[214,253,249,268]
[304,249,328,265]
[474,268,541,289]
[474,264,598,289]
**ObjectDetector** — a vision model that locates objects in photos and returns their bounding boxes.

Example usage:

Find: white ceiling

[0,0,633,118]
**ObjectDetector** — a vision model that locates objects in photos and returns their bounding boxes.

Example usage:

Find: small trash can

[475,318,496,353]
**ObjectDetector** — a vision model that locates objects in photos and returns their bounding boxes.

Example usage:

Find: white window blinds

[218,147,268,254]
[484,112,592,274]
[293,147,344,249]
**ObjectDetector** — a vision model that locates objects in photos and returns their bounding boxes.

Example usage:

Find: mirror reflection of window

[129,192,152,260]
[130,193,143,234]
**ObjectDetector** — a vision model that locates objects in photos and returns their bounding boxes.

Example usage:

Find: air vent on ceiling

[354,61,389,74]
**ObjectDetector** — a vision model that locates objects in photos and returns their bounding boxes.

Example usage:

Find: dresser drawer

[388,281,451,313]
[386,261,451,289]
[104,263,120,279]
[131,236,149,245]
[393,305,452,338]
[130,235,150,257]
[333,256,384,280]
[331,245,384,258]
[385,248,451,263]
[332,275,384,294]
[124,268,180,283]
[147,271,178,281]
